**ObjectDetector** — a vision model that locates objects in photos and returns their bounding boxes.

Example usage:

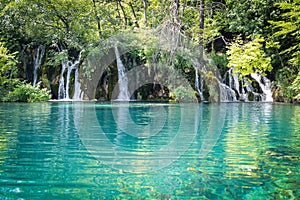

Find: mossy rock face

[248,92,254,101]
[50,75,60,99]
[50,84,58,99]
[207,78,220,103]
[233,89,240,100]
[293,98,300,104]
[42,77,51,91]
[194,91,201,102]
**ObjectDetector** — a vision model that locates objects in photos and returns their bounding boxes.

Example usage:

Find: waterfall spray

[114,46,130,101]
[33,45,45,87]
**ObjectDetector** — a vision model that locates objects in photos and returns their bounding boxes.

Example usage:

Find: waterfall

[243,78,264,101]
[222,68,274,102]
[72,68,83,100]
[228,69,232,89]
[240,79,248,101]
[194,66,204,101]
[33,45,45,87]
[65,61,73,100]
[114,46,130,101]
[262,77,273,102]
[58,62,67,99]
[58,50,83,100]
[221,68,237,102]
[218,81,237,102]
[230,69,240,97]
[223,68,241,101]
[250,73,273,102]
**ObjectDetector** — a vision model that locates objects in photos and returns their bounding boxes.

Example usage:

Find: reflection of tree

[290,106,300,138]
[0,122,9,171]
[0,103,299,199]
[223,121,267,196]
[259,105,300,199]
[0,103,100,198]
[181,103,299,199]
[209,104,266,199]
[223,104,299,199]
[0,104,25,169]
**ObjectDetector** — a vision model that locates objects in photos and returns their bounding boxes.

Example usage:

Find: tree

[269,0,300,100]
[227,35,272,77]
[269,0,300,67]
[0,42,17,97]
[92,0,102,40]
[224,0,282,37]
[143,0,148,27]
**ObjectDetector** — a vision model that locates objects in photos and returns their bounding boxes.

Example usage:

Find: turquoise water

[0,102,299,199]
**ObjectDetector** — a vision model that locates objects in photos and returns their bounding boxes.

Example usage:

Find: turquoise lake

[0,102,299,199]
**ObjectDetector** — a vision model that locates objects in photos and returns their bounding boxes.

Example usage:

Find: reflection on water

[75,103,200,172]
[0,102,299,199]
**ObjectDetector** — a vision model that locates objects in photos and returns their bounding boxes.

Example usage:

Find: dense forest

[0,0,299,102]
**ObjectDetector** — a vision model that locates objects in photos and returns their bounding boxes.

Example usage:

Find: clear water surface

[0,102,299,199]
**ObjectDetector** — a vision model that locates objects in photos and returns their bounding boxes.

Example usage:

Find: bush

[173,86,197,102]
[2,82,51,102]
[0,42,18,99]
[290,72,300,99]
[273,67,297,102]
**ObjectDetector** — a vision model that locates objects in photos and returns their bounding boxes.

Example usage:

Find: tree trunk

[92,0,102,39]
[199,0,205,65]
[143,0,148,27]
[129,2,140,28]
[180,0,187,25]
[117,0,127,29]
[116,0,122,28]
[174,0,180,25]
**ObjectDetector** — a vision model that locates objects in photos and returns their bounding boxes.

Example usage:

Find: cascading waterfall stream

[222,68,241,101]
[250,73,273,102]
[114,46,130,101]
[33,45,45,87]
[58,62,67,99]
[229,68,240,97]
[221,67,274,102]
[240,79,248,101]
[58,50,84,100]
[65,61,74,100]
[218,81,237,102]
[73,68,83,100]
[194,66,205,101]
[244,79,264,101]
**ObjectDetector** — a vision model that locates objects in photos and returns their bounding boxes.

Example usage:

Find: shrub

[0,42,18,99]
[273,67,297,102]
[173,86,196,102]
[2,82,51,102]
[290,72,300,99]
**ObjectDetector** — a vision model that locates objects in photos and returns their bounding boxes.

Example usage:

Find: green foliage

[273,67,297,101]
[204,71,220,102]
[210,51,228,75]
[2,82,51,102]
[268,0,300,101]
[0,0,299,102]
[227,35,272,77]
[225,0,282,36]
[0,42,18,96]
[173,86,196,102]
[46,49,68,68]
[290,72,300,99]
[269,0,300,67]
